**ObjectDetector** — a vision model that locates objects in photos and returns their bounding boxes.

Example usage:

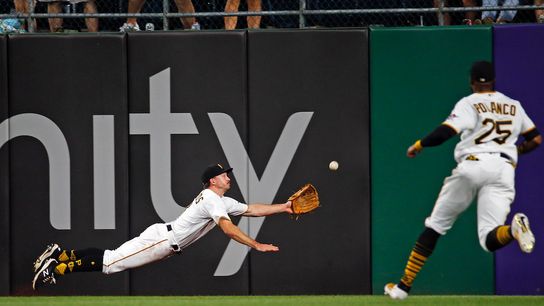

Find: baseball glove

[288,183,320,219]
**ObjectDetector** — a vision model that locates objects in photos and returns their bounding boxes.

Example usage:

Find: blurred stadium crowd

[0,0,543,33]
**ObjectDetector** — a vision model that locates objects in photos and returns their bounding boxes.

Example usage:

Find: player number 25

[474,119,512,145]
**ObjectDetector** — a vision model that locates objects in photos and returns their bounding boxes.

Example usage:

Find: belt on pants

[166,224,181,253]
[499,152,513,162]
[465,153,516,167]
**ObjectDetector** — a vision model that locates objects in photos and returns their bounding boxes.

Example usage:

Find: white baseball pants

[424,152,516,251]
[102,223,177,274]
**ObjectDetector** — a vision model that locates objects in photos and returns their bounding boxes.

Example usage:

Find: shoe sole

[514,215,535,253]
[33,244,59,272]
[32,258,56,290]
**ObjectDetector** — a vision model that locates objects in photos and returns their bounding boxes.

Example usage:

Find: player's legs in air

[32,224,175,290]
[32,244,104,290]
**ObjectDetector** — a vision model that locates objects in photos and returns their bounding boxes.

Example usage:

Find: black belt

[166,224,180,252]
[500,153,512,161]
[500,153,516,167]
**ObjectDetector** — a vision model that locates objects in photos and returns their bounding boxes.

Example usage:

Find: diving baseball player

[385,61,541,300]
[32,164,293,290]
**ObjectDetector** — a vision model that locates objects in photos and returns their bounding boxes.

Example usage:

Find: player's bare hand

[255,243,279,252]
[407,145,420,158]
[407,140,423,158]
[284,201,293,214]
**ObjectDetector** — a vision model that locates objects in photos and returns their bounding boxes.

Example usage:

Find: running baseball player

[385,61,541,300]
[32,163,293,290]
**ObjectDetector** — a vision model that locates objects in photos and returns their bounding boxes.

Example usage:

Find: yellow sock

[54,263,67,275]
[497,225,513,245]
[58,251,69,262]
[400,244,429,287]
[68,261,75,272]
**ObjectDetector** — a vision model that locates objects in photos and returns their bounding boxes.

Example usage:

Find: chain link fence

[0,0,543,33]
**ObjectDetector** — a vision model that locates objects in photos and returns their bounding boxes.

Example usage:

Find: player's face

[212,172,231,191]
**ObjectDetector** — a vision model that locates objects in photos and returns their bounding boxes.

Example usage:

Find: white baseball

[329,161,339,171]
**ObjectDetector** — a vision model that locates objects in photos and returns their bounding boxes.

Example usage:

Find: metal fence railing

[0,0,543,33]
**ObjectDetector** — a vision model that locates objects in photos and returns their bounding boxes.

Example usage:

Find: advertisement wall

[126,31,250,295]
[0,30,371,295]
[6,34,129,295]
[247,30,370,294]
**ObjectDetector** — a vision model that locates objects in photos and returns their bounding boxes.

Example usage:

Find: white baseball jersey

[444,91,536,164]
[424,91,537,252]
[102,189,248,274]
[170,189,248,250]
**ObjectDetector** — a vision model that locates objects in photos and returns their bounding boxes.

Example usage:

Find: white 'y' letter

[209,112,313,276]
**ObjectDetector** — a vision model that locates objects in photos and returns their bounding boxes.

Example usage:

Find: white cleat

[33,243,60,273]
[511,213,535,253]
[384,283,408,300]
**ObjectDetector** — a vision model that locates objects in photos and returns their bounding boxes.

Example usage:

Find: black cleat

[32,258,58,290]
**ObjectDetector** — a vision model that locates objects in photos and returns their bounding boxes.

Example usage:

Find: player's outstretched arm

[243,201,293,217]
[218,218,279,252]
[407,124,458,158]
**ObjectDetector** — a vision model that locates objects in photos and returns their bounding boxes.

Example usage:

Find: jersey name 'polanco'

[473,102,516,116]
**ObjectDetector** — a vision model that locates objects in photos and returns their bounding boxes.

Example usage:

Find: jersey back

[444,91,535,163]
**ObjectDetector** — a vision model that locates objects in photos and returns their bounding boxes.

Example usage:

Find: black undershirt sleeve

[420,124,458,147]
[518,127,541,155]
[522,127,540,142]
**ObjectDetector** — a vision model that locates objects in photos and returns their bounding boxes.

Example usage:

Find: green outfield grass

[1,296,544,306]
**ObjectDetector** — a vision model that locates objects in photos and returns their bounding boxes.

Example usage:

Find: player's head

[470,61,495,91]
[201,163,233,189]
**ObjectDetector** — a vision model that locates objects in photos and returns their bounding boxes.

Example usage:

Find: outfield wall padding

[247,29,371,294]
[493,24,544,295]
[3,30,371,296]
[7,34,130,295]
[2,26,543,296]
[126,31,250,295]
[370,26,494,295]
[0,35,9,296]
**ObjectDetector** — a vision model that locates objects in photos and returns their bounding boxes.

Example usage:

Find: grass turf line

[1,295,544,306]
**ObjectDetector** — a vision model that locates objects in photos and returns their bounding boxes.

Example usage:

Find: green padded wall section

[370,26,493,295]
